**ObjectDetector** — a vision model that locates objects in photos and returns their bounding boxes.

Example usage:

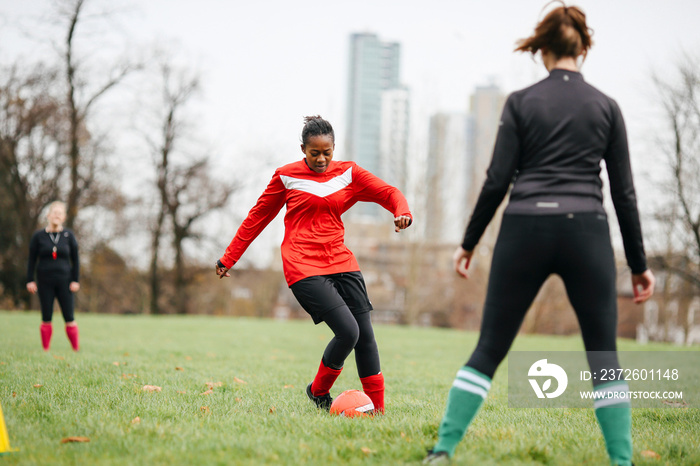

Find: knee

[340,322,360,348]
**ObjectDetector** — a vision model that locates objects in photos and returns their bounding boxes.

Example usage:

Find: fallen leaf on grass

[205,381,223,390]
[200,389,213,396]
[142,385,162,392]
[233,377,247,385]
[361,447,374,455]
[177,390,187,394]
[235,397,242,402]
[112,362,120,366]
[641,450,661,459]
[185,356,192,360]
[121,374,138,379]
[175,367,184,371]
[662,399,688,408]
[53,355,65,360]
[0,362,6,365]
[269,406,276,414]
[33,384,43,388]
[12,392,17,398]
[131,417,140,425]
[284,384,294,389]
[61,437,90,443]
[200,406,210,413]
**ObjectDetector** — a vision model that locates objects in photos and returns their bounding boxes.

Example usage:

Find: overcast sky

[2,0,700,262]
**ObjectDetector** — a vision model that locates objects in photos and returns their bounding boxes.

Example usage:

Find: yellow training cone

[0,401,16,454]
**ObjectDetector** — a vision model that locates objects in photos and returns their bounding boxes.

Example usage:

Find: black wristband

[216,260,226,269]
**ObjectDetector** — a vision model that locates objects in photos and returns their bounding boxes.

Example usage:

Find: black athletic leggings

[322,309,380,378]
[37,276,75,323]
[291,272,380,378]
[466,213,621,383]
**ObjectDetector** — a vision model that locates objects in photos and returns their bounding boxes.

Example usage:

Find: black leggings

[322,309,379,378]
[291,272,380,378]
[37,276,75,323]
[466,213,621,383]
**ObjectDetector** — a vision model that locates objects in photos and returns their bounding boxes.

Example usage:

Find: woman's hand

[215,262,231,280]
[453,247,474,279]
[26,281,38,294]
[394,215,412,232]
[69,282,80,293]
[631,269,655,304]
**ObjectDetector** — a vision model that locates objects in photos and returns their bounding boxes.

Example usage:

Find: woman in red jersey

[215,115,412,413]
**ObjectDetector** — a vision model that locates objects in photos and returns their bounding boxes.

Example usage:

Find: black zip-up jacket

[26,229,80,282]
[462,69,647,274]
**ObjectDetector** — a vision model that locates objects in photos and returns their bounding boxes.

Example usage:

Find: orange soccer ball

[329,390,374,417]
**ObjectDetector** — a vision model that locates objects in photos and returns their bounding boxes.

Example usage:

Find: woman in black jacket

[27,201,80,351]
[424,3,655,465]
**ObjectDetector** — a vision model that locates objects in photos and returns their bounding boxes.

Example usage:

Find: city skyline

[2,0,700,265]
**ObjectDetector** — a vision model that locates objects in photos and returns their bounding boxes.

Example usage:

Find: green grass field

[0,311,698,465]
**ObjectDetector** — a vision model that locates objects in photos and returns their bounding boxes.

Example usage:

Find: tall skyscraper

[425,112,472,243]
[345,33,408,220]
[467,84,506,262]
[468,84,506,207]
[380,86,410,191]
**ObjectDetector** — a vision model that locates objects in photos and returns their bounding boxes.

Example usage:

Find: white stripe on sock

[594,397,631,409]
[594,383,630,409]
[452,379,488,399]
[456,369,492,391]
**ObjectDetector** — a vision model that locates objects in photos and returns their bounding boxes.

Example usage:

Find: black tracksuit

[26,229,80,322]
[461,69,647,380]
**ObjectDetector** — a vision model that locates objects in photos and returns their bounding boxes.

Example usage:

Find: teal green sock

[593,382,632,466]
[433,366,491,457]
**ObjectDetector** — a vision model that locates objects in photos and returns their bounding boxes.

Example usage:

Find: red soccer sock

[65,324,79,351]
[361,372,385,414]
[40,323,53,351]
[310,360,342,396]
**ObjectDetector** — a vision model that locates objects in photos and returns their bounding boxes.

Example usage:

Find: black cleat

[422,449,450,464]
[306,383,333,411]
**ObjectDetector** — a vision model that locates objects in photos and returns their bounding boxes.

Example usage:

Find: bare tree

[651,56,700,291]
[57,0,138,228]
[0,63,65,307]
[147,61,236,314]
[167,158,235,313]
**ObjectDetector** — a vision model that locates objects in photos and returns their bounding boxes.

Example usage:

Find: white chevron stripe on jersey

[280,167,353,197]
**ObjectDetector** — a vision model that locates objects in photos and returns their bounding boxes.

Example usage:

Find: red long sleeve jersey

[220,159,412,286]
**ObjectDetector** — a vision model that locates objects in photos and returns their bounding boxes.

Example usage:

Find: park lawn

[0,311,698,465]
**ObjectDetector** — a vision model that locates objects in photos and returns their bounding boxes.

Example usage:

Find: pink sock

[65,324,79,351]
[40,323,53,351]
[311,360,342,396]
[361,372,385,413]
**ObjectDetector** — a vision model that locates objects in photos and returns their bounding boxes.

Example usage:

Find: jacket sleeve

[351,164,412,220]
[461,94,520,251]
[219,172,287,268]
[26,232,39,283]
[69,231,80,282]
[603,100,647,274]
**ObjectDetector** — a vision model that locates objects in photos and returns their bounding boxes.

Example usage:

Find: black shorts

[290,271,373,324]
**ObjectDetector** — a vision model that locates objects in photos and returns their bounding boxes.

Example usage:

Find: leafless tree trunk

[0,64,64,307]
[168,159,234,313]
[59,0,137,228]
[651,56,700,291]
[147,61,237,314]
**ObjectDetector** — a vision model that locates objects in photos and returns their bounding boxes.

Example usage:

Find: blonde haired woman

[26,201,81,351]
